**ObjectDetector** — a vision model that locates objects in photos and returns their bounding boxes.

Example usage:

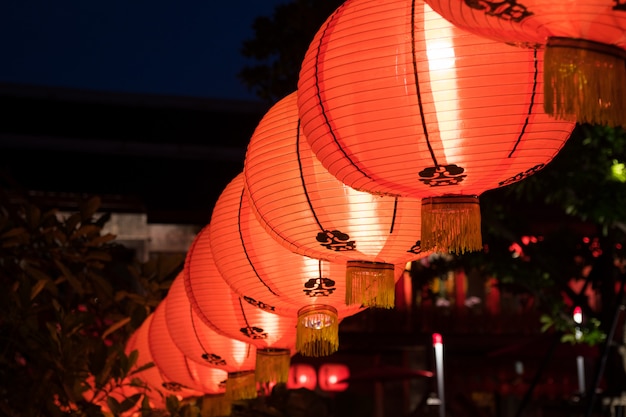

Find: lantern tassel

[421,196,482,254]
[296,305,339,357]
[225,371,257,402]
[544,37,626,127]
[345,261,395,309]
[201,393,232,417]
[255,348,291,384]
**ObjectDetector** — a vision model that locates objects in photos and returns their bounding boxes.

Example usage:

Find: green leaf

[119,393,142,413]
[70,224,102,240]
[26,204,41,230]
[30,278,48,301]
[101,317,131,340]
[166,395,180,414]
[53,259,84,295]
[129,361,155,377]
[107,396,121,414]
[80,196,101,221]
[0,226,28,239]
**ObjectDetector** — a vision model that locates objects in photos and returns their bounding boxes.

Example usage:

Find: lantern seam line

[296,118,326,233]
[237,297,254,337]
[313,4,375,182]
[189,303,212,360]
[237,187,280,297]
[508,47,538,158]
[411,0,438,167]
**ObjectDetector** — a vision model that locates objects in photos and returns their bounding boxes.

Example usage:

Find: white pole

[433,333,445,417]
[573,306,586,394]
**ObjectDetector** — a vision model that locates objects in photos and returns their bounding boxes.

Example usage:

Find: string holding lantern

[296,0,576,254]
[243,91,427,309]
[208,173,381,357]
[164,272,258,402]
[183,225,298,386]
[423,0,626,127]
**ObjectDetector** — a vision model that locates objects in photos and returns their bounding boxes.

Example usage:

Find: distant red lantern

[318,363,350,392]
[149,301,228,395]
[184,225,298,385]
[424,0,626,127]
[123,315,203,409]
[165,272,258,402]
[287,364,318,391]
[209,173,378,357]
[297,0,576,254]
[244,91,427,309]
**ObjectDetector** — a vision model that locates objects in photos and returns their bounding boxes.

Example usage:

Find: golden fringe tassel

[201,393,231,417]
[255,348,291,384]
[225,371,257,402]
[421,196,482,254]
[345,261,395,309]
[544,37,626,127]
[296,305,339,357]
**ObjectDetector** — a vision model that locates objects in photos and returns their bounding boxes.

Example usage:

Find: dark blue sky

[0,1,287,101]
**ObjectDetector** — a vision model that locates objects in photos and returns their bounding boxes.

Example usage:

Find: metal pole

[433,333,445,417]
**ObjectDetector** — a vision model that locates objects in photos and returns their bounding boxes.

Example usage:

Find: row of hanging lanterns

[297,0,577,254]
[114,0,587,413]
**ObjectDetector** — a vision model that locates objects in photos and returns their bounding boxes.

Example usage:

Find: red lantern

[164,272,258,401]
[297,0,576,254]
[208,173,377,357]
[123,315,203,409]
[244,91,427,309]
[148,301,228,395]
[424,0,626,127]
[318,363,350,392]
[287,364,318,391]
[184,225,298,385]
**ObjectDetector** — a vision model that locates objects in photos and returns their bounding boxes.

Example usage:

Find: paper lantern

[287,364,318,391]
[209,173,374,357]
[297,0,576,254]
[244,91,427,308]
[184,225,298,385]
[149,300,228,395]
[423,0,626,127]
[318,363,350,392]
[164,272,258,401]
[124,315,203,409]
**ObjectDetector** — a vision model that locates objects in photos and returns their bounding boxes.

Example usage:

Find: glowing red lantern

[287,364,318,391]
[148,301,228,395]
[244,91,427,309]
[209,173,377,357]
[318,363,350,392]
[424,0,626,127]
[184,225,298,385]
[123,315,203,409]
[164,272,258,401]
[297,0,576,254]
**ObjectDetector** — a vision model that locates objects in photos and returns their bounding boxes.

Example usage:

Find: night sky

[0,1,288,101]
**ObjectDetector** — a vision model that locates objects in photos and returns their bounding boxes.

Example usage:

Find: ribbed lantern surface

[244,91,426,308]
[149,300,228,395]
[424,0,626,127]
[184,225,298,384]
[209,173,378,357]
[297,0,576,253]
[124,315,203,408]
[164,272,258,401]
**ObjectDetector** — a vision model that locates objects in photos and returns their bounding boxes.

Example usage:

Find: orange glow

[318,363,350,392]
[244,91,427,266]
[287,364,317,390]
